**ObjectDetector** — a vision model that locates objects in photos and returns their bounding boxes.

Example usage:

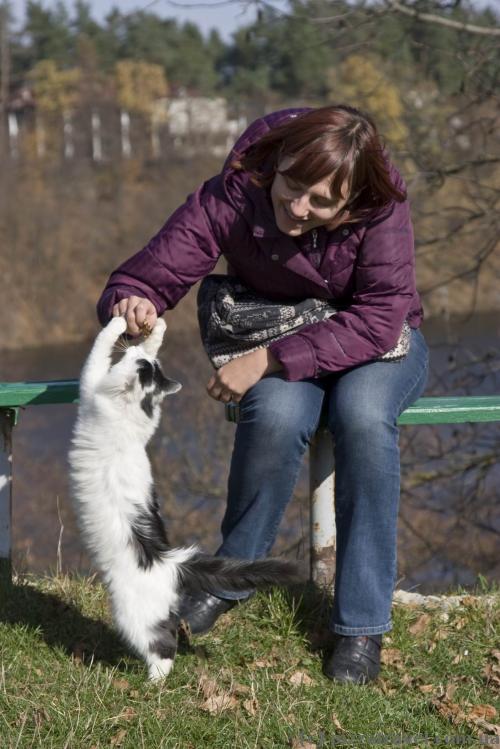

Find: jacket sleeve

[96,179,222,326]
[268,195,417,380]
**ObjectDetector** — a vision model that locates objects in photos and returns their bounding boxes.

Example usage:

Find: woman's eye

[312,196,334,208]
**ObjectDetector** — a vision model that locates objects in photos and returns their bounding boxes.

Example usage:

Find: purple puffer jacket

[97,108,423,381]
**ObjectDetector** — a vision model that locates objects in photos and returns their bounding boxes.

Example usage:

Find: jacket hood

[220,108,311,239]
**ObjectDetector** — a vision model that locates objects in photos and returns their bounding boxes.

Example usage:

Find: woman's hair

[231,105,406,225]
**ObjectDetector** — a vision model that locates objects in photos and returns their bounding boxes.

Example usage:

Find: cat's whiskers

[113,336,131,354]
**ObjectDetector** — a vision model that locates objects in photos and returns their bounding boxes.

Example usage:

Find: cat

[69,315,300,680]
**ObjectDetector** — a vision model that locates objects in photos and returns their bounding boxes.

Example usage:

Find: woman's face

[270,156,349,237]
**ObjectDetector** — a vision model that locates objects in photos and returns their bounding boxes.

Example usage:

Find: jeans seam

[394,355,429,417]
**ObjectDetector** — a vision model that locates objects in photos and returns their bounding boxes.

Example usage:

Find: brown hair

[231,105,406,225]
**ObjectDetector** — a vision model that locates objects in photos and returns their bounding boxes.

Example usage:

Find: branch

[384,0,500,36]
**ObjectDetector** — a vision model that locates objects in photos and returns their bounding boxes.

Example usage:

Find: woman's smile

[271,156,350,236]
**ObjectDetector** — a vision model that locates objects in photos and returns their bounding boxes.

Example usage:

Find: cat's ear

[142,318,167,358]
[162,378,182,395]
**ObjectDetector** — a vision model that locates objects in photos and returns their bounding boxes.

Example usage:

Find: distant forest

[3,0,500,103]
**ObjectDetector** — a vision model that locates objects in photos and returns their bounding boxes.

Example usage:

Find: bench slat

[227,395,500,425]
[1,382,500,425]
[398,396,500,424]
[0,380,79,407]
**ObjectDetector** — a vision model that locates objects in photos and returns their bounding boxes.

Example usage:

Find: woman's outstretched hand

[207,348,282,403]
[112,296,158,337]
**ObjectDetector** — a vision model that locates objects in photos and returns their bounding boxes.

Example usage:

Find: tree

[24,0,74,68]
[28,58,80,113]
[326,54,409,146]
[114,59,168,115]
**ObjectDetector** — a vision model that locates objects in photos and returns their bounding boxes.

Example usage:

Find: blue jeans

[216,328,429,635]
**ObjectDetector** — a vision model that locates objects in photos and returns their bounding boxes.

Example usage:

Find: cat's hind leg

[146,615,178,681]
[79,316,128,396]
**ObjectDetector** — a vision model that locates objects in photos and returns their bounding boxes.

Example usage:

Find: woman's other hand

[112,296,158,337]
[207,349,282,403]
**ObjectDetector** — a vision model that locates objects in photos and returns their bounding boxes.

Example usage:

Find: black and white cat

[69,316,299,679]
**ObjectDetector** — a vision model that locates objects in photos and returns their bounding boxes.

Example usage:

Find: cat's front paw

[152,318,166,335]
[106,316,128,336]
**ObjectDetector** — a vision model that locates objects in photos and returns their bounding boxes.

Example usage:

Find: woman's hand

[112,296,158,337]
[207,348,282,403]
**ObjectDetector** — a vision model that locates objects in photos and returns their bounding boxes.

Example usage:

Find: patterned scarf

[197,275,411,370]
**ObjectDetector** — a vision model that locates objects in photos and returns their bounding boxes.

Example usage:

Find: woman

[97,105,429,685]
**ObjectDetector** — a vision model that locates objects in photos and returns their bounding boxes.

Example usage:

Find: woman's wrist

[265,349,282,374]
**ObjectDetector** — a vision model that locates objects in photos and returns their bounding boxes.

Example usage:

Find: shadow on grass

[284,580,337,652]
[0,575,132,670]
[0,574,217,675]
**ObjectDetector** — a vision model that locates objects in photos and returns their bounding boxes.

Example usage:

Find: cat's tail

[177,553,303,594]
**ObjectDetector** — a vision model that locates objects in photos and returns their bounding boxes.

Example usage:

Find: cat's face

[112,345,182,420]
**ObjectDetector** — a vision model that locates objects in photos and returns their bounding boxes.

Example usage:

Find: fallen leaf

[200,693,238,714]
[331,713,344,731]
[288,670,313,686]
[110,729,127,746]
[400,673,416,688]
[198,673,218,699]
[431,697,467,724]
[233,682,251,695]
[409,613,432,635]
[475,719,500,736]
[120,707,137,722]
[482,662,500,688]
[290,739,317,749]
[434,628,449,641]
[112,679,130,691]
[445,683,458,701]
[243,697,258,716]
[376,678,397,695]
[253,658,274,668]
[380,648,404,669]
[419,684,436,694]
[467,704,497,721]
[461,596,477,607]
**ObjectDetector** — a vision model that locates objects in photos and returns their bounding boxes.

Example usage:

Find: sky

[8,0,498,42]
[8,0,272,40]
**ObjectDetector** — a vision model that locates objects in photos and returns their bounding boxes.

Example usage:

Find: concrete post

[309,428,336,588]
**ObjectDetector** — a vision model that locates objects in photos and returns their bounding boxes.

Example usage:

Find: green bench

[1,380,499,582]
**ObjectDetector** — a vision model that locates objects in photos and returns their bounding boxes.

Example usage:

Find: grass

[0,573,498,748]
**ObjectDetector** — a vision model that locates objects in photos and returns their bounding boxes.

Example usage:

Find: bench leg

[309,428,336,588]
[0,409,14,582]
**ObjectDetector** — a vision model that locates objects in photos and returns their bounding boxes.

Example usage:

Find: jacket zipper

[312,229,318,249]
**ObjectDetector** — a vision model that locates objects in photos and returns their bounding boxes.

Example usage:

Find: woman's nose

[289,194,310,217]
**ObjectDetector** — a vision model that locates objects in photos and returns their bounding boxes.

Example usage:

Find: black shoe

[178,591,238,635]
[322,634,382,684]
